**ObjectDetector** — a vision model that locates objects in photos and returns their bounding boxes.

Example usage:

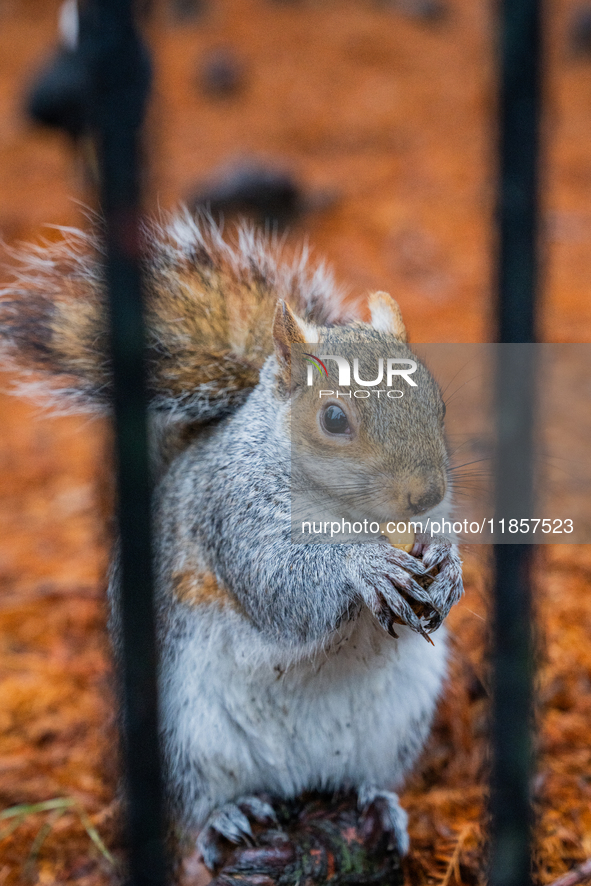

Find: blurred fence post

[491,2,540,886]
[27,2,168,880]
[28,0,167,879]
[84,3,167,884]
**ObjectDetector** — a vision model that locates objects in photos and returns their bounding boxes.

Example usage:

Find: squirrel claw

[198,808,251,872]
[358,786,409,856]
[375,606,399,639]
[198,797,277,872]
[374,589,424,635]
[237,796,278,826]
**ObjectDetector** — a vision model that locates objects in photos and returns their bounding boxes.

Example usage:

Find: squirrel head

[274,292,448,524]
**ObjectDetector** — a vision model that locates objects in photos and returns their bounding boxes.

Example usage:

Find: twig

[547,858,591,886]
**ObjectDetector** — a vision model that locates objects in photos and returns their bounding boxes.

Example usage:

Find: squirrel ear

[272,300,318,371]
[368,291,407,342]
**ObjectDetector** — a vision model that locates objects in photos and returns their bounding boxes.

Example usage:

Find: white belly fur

[159,604,447,828]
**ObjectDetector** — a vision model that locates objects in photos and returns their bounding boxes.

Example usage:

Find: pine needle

[439,825,472,886]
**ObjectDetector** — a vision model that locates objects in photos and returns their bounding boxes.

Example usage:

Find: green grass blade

[23,808,65,879]
[0,797,76,821]
[0,812,27,841]
[75,806,116,866]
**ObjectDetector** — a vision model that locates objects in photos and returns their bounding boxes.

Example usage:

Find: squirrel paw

[197,796,278,872]
[420,541,463,629]
[358,785,410,856]
[349,544,434,639]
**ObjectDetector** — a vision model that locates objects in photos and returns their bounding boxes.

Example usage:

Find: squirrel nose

[407,481,445,516]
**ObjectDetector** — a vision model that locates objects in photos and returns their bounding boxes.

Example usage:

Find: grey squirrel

[0,212,463,869]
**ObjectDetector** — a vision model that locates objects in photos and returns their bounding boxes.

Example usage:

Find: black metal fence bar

[87,3,167,884]
[491,2,540,886]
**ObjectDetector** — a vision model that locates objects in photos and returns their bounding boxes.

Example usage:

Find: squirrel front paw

[419,540,463,630]
[348,540,463,639]
[358,785,409,856]
[348,543,437,639]
[197,796,277,872]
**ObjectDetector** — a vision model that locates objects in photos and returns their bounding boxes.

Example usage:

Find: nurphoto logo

[303,354,418,399]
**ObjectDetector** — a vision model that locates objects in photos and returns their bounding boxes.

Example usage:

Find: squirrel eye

[321,404,351,435]
[442,402,447,418]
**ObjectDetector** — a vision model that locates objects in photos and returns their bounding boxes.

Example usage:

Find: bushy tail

[0,212,351,421]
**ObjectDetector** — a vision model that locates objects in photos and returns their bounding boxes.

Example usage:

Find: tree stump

[203,792,404,886]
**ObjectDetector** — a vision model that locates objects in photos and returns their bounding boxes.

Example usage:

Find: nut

[379,522,415,552]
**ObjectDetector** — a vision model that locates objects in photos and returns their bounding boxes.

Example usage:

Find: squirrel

[0,212,463,868]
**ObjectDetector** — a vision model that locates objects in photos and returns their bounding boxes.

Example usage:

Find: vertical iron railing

[84,3,167,884]
[491,3,540,886]
[29,3,168,881]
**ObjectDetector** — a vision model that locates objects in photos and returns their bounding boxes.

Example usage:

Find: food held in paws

[379,523,415,552]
